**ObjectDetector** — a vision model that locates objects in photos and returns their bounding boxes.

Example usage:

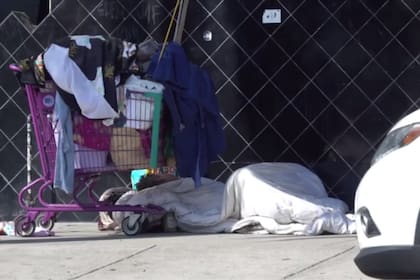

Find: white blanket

[114,163,356,235]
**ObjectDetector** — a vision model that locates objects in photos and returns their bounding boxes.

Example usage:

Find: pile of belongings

[101,162,356,235]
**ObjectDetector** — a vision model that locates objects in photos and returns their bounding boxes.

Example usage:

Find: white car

[354,109,420,279]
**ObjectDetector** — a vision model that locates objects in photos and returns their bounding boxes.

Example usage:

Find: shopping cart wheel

[121,215,142,236]
[35,213,55,231]
[14,215,35,237]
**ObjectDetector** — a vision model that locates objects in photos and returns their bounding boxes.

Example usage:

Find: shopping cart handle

[9,63,21,72]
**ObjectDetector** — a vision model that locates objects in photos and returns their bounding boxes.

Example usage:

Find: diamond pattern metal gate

[1,0,420,220]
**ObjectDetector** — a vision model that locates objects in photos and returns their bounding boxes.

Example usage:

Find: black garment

[67,38,119,113]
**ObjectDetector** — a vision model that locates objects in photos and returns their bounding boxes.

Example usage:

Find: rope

[159,0,181,61]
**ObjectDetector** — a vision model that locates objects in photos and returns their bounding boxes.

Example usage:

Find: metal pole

[173,0,190,44]
[26,114,33,206]
[27,114,31,185]
[173,0,184,42]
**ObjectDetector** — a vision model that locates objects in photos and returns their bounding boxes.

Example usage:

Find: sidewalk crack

[67,244,157,280]
[283,246,356,279]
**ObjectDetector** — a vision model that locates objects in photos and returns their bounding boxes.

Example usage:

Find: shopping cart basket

[9,63,167,237]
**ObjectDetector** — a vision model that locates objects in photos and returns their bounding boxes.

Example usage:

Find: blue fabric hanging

[148,42,225,186]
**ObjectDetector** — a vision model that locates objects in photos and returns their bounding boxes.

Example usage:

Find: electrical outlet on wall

[262,9,281,24]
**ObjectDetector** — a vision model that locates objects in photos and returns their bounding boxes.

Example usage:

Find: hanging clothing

[147,42,225,186]
[44,43,119,119]
[43,36,144,119]
[53,93,75,193]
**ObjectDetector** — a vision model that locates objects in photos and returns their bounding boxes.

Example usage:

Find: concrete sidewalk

[0,223,372,280]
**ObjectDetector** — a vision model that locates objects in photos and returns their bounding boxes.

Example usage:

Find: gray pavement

[0,223,373,280]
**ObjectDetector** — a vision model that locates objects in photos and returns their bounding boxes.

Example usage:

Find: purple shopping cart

[9,63,168,237]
